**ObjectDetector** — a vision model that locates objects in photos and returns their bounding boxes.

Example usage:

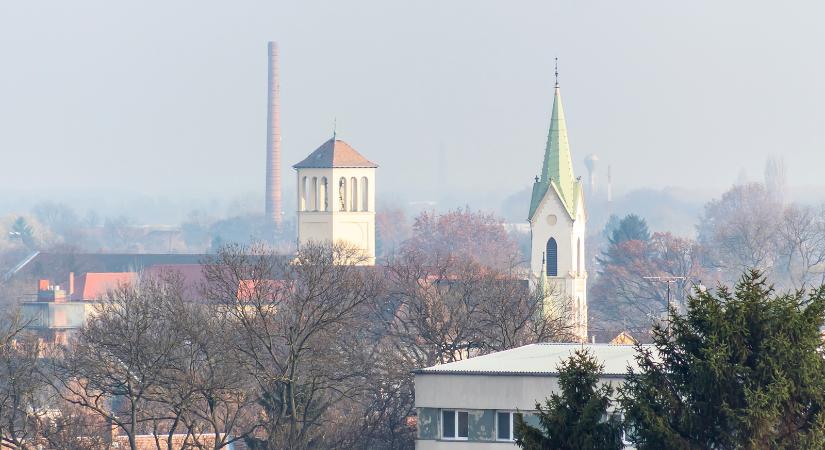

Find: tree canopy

[608,214,650,245]
[515,349,623,450]
[620,269,825,450]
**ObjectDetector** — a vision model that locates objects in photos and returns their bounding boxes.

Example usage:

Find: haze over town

[2,2,825,449]
[1,0,824,231]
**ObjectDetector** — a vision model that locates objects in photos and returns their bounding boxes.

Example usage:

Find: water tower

[583,153,599,195]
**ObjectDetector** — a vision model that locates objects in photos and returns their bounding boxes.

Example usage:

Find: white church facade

[527,79,588,341]
[294,137,377,265]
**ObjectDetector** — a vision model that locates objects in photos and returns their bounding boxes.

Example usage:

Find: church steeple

[526,61,588,342]
[528,62,579,221]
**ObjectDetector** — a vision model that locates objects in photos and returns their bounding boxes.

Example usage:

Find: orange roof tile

[73,272,137,301]
[293,138,377,168]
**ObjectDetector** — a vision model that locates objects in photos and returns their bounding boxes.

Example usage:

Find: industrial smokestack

[265,41,282,230]
[607,164,613,203]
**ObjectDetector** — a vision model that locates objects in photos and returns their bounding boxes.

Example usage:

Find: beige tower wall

[296,166,376,265]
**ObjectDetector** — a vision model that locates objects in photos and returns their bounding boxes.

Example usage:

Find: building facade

[294,137,377,265]
[528,79,588,340]
[20,272,137,346]
[414,343,642,449]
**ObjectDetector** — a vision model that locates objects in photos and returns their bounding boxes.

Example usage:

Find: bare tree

[589,232,707,339]
[697,183,781,278]
[1,310,110,450]
[382,248,571,368]
[202,241,383,449]
[150,277,259,450]
[0,310,43,449]
[776,204,825,289]
[403,208,524,269]
[49,277,187,450]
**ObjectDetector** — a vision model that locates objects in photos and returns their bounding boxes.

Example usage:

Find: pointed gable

[293,138,377,168]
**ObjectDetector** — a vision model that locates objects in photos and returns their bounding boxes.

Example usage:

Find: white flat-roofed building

[413,343,648,449]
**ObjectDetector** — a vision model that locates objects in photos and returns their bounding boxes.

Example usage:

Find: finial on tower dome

[333,117,337,140]
[554,57,559,88]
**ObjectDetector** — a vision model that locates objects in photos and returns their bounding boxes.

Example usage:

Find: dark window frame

[441,409,469,440]
[546,238,558,276]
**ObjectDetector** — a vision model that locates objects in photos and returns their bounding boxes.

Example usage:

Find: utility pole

[643,276,687,334]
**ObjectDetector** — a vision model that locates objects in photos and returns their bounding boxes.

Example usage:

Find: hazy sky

[1,1,824,205]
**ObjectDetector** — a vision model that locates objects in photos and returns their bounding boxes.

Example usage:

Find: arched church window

[546,238,558,276]
[350,177,358,212]
[319,177,328,212]
[338,177,347,211]
[360,177,369,211]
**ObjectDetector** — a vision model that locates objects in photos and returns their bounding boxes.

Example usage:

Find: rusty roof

[293,138,377,168]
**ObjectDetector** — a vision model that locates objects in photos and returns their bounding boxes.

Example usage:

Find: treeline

[0,211,571,450]
[590,181,825,339]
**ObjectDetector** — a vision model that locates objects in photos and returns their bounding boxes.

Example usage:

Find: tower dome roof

[293,138,378,169]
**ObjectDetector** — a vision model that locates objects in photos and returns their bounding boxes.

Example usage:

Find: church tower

[294,137,377,265]
[528,69,587,340]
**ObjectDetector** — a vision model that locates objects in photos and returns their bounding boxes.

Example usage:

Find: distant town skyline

[1,1,823,203]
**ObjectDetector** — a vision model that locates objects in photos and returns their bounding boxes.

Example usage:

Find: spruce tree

[620,269,825,449]
[515,349,623,450]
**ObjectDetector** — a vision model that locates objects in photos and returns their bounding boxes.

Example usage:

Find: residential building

[413,343,645,449]
[20,272,136,346]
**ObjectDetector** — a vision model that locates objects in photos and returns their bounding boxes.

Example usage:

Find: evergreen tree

[9,216,36,250]
[515,349,623,450]
[620,269,825,449]
[608,214,650,244]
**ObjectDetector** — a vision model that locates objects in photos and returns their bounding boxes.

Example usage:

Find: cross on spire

[554,57,559,88]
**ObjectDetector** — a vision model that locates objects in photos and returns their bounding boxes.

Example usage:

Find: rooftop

[293,138,377,168]
[414,343,650,377]
[74,272,137,300]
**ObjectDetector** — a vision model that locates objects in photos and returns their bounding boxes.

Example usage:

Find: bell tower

[294,137,377,265]
[527,64,588,340]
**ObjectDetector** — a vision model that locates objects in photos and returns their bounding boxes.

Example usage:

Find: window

[360,176,369,211]
[546,238,558,276]
[350,177,358,211]
[319,177,328,212]
[310,177,318,211]
[442,410,468,440]
[497,411,522,441]
[299,176,307,211]
[338,177,347,211]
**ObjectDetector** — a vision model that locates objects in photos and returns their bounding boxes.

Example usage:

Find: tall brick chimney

[265,41,283,231]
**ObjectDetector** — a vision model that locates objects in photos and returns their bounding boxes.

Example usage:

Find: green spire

[528,69,580,221]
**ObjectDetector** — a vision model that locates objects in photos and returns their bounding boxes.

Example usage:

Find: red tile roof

[293,138,377,168]
[73,272,137,301]
[237,279,290,301]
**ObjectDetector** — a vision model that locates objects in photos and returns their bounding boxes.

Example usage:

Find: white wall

[296,166,376,265]
[415,374,561,411]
